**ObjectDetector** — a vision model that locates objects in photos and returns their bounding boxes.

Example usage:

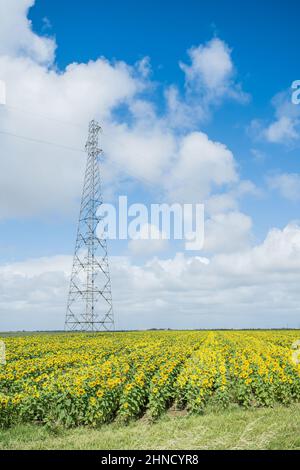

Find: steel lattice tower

[65,120,114,331]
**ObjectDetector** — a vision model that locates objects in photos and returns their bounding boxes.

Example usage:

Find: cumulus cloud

[166,131,238,203]
[205,180,259,215]
[204,211,252,253]
[0,255,71,331]
[164,38,249,129]
[128,223,169,256]
[2,223,300,330]
[180,38,249,105]
[0,0,56,64]
[181,38,233,90]
[103,121,176,185]
[110,223,300,329]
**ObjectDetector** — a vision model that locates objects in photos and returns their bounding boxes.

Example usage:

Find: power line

[0,125,158,191]
[0,127,158,189]
[0,128,85,153]
[0,103,87,130]
[0,102,158,189]
[13,105,86,130]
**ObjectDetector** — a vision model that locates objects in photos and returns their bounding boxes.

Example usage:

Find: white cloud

[253,90,300,145]
[180,38,248,104]
[0,79,6,104]
[264,116,298,143]
[205,180,259,215]
[164,38,249,129]
[2,223,300,330]
[164,85,205,129]
[0,0,56,64]
[267,172,300,201]
[128,223,169,256]
[85,222,300,328]
[167,131,238,203]
[0,255,71,330]
[102,121,176,185]
[204,211,252,253]
[215,223,300,274]
[181,38,233,90]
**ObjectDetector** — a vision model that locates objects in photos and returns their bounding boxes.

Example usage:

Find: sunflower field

[0,330,300,428]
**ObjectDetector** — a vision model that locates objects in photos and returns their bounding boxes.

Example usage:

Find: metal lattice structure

[65,120,114,331]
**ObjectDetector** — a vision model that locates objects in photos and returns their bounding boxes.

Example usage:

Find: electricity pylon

[65,120,114,331]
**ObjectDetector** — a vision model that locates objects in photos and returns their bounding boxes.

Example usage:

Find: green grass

[1,404,300,450]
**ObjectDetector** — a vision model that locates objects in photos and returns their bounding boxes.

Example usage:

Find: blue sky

[29,0,299,90]
[1,0,300,330]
